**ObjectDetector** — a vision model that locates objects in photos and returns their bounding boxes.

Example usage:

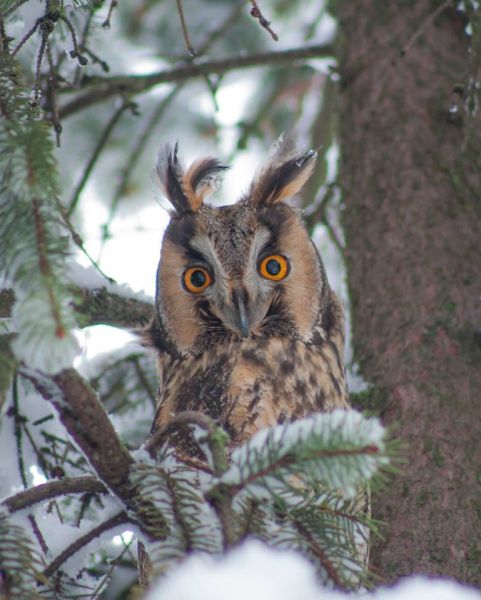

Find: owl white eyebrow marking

[190,234,228,279]
[248,227,271,267]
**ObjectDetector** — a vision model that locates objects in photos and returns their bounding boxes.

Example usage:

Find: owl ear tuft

[184,157,229,210]
[247,148,317,207]
[156,143,228,214]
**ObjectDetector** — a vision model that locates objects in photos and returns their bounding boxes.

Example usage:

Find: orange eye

[183,267,213,293]
[259,254,289,281]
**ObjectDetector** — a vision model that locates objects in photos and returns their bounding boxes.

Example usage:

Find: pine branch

[17,366,169,539]
[59,43,334,118]
[0,52,80,372]
[43,511,129,578]
[146,411,237,548]
[293,517,347,590]
[2,476,107,513]
[0,510,47,597]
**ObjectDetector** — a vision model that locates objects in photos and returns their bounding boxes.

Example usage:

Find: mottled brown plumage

[144,143,349,453]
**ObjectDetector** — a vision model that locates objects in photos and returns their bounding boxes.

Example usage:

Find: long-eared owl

[144,143,349,452]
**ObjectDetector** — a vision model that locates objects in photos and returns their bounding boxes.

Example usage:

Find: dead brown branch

[59,43,334,118]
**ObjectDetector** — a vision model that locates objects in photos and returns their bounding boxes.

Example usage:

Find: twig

[11,374,28,489]
[28,513,49,555]
[10,375,52,557]
[32,197,65,338]
[294,518,347,590]
[131,356,156,410]
[92,533,134,595]
[82,46,110,73]
[102,0,118,29]
[59,43,334,118]
[305,184,346,257]
[4,0,29,18]
[31,21,51,106]
[249,0,278,41]
[395,0,452,62]
[3,476,107,513]
[22,422,51,477]
[67,99,134,217]
[59,14,87,65]
[46,41,62,145]
[11,18,40,56]
[43,511,129,577]
[71,7,97,85]
[322,215,346,258]
[54,198,115,283]
[176,0,196,56]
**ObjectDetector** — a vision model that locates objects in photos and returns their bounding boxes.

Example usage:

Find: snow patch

[146,540,481,600]
[67,261,154,304]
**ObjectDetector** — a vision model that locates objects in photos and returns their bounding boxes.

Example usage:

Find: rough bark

[337,1,481,585]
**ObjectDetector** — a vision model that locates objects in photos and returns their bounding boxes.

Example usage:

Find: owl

[144,143,349,455]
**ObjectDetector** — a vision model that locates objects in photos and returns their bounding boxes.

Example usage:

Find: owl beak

[232,288,250,338]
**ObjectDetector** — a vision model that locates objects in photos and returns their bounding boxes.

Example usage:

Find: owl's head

[149,144,330,356]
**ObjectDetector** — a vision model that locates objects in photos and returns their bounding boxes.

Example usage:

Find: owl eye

[259,254,289,281]
[183,267,213,293]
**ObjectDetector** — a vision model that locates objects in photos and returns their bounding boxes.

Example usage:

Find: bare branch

[3,477,107,513]
[102,0,118,29]
[59,43,334,118]
[176,0,196,56]
[43,511,129,577]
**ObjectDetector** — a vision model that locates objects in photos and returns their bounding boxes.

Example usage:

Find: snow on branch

[1,264,154,331]
[218,410,388,499]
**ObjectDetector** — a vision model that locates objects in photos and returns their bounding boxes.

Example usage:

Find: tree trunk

[337,0,481,584]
